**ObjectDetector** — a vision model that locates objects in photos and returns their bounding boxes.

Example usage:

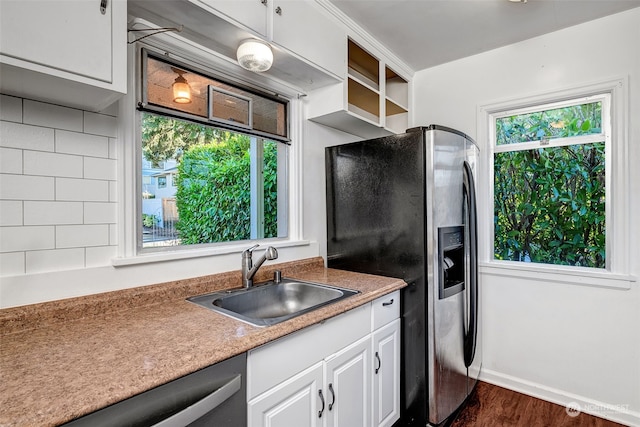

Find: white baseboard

[479,369,640,427]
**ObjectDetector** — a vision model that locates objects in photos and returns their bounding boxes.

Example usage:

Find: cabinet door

[0,0,112,83]
[325,336,371,427]
[372,319,401,427]
[271,0,345,77]
[189,0,268,36]
[249,362,324,427]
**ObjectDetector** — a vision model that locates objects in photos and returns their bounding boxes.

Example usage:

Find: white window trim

[477,77,634,289]
[114,40,308,267]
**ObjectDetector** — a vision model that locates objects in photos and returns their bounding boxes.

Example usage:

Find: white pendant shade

[237,39,274,72]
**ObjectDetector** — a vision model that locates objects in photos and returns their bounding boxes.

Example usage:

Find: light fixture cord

[128,25,183,44]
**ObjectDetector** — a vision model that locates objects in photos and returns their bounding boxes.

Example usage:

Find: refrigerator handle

[463,161,478,368]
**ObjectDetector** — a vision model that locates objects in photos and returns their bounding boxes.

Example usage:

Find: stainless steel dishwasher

[62,353,247,427]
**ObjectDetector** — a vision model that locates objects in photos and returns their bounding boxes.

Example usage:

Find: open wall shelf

[308,37,411,138]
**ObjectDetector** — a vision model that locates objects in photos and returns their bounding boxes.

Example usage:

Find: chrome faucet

[242,244,278,288]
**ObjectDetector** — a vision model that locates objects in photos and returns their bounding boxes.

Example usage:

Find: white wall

[413,9,639,425]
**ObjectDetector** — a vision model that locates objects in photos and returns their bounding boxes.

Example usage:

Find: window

[491,94,610,269]
[137,50,289,251]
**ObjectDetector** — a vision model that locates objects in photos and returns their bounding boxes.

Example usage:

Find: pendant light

[236,39,274,72]
[171,67,192,104]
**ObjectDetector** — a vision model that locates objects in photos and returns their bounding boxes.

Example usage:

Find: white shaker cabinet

[0,0,126,111]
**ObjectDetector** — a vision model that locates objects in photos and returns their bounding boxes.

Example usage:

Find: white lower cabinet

[248,291,401,427]
[372,319,401,427]
[325,336,371,427]
[249,362,324,427]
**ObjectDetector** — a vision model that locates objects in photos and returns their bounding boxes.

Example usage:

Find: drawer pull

[382,298,394,307]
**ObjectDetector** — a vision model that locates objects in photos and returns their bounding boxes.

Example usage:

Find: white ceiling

[328,0,640,71]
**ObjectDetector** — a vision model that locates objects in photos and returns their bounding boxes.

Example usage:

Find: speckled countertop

[0,257,406,427]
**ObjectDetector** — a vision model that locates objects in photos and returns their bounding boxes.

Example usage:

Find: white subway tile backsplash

[24,151,83,178]
[84,157,116,180]
[108,137,117,159]
[0,174,55,200]
[56,130,109,158]
[0,252,25,276]
[0,226,55,252]
[109,224,118,246]
[1,95,121,277]
[0,201,23,226]
[109,181,117,202]
[24,201,83,225]
[0,148,22,174]
[23,100,82,132]
[56,178,109,202]
[86,245,117,268]
[83,111,117,138]
[0,95,23,123]
[56,224,109,248]
[26,248,85,274]
[0,121,55,151]
[84,202,116,224]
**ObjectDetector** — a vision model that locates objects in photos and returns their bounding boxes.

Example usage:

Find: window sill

[479,261,635,290]
[112,239,312,267]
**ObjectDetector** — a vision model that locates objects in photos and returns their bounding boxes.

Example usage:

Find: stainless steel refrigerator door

[465,138,482,393]
[425,129,469,425]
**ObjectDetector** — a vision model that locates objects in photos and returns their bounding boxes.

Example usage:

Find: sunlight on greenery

[494,102,606,268]
[141,113,279,245]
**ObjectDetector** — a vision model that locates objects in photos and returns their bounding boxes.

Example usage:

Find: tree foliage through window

[494,100,606,268]
[141,113,280,246]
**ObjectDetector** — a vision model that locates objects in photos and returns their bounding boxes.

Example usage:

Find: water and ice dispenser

[438,226,465,299]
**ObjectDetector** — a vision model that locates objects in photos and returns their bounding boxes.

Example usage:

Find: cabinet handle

[375,351,381,374]
[99,0,108,15]
[318,389,325,418]
[382,298,394,307]
[328,383,336,411]
[275,6,282,15]
[261,0,267,5]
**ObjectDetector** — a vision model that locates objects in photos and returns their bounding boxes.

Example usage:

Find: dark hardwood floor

[449,382,627,427]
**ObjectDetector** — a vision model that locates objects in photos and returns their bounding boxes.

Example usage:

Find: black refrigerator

[326,125,480,426]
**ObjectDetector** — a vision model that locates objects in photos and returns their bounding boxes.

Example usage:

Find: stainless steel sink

[187,278,359,327]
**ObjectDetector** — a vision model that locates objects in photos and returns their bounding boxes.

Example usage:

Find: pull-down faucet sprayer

[242,244,278,288]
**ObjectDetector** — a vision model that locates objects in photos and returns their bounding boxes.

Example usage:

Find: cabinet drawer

[371,291,400,330]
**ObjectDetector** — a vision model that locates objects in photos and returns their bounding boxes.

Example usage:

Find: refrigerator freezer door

[426,129,469,425]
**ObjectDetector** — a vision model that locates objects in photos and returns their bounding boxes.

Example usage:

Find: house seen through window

[139,50,289,250]
[492,94,609,269]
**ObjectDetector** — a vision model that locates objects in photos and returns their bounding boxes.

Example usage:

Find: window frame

[477,78,633,289]
[114,42,307,266]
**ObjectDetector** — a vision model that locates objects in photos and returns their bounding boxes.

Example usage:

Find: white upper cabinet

[271,0,345,78]
[190,0,269,37]
[0,0,126,111]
